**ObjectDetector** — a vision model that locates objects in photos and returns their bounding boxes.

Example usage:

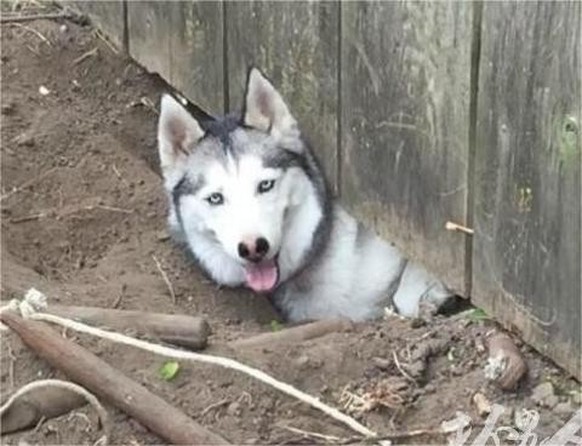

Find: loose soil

[1,14,580,446]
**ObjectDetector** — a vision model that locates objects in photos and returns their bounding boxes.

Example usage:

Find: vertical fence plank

[473,1,581,379]
[67,1,126,50]
[169,2,224,114]
[341,2,473,293]
[127,1,223,114]
[127,1,170,79]
[226,1,339,192]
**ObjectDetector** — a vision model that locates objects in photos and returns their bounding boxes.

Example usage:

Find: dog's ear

[158,94,204,174]
[243,68,298,140]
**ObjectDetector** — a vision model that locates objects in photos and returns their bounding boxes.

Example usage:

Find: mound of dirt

[1,17,579,445]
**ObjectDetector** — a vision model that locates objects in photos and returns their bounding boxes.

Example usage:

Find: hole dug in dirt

[1,16,580,446]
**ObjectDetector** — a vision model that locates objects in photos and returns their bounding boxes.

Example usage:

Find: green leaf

[467,308,490,322]
[159,361,180,381]
[270,320,283,332]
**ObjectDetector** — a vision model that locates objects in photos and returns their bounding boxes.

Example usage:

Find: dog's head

[158,68,327,292]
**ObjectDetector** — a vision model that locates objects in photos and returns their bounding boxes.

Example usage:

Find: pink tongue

[244,259,278,292]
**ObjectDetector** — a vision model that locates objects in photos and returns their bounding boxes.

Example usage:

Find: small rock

[227,401,241,417]
[473,392,492,417]
[14,133,35,147]
[38,85,50,96]
[295,354,310,368]
[372,356,391,370]
[1,101,15,115]
[532,382,558,408]
[156,229,170,242]
[485,334,528,390]
[424,383,436,394]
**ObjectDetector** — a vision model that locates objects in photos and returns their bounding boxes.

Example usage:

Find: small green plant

[159,361,180,381]
[270,320,283,332]
[467,307,490,322]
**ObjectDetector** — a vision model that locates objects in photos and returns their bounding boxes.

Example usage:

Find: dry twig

[277,425,343,443]
[0,166,58,203]
[5,22,51,46]
[152,255,176,304]
[0,12,72,24]
[72,47,98,66]
[9,204,133,223]
[6,344,16,391]
[200,398,230,418]
[391,351,416,384]
[94,29,118,54]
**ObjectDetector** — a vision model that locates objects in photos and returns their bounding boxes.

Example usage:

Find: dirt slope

[1,16,579,445]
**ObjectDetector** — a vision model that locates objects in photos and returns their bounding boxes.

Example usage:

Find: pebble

[473,392,492,416]
[531,382,559,408]
[226,401,241,417]
[14,133,35,147]
[1,101,15,116]
[156,229,170,241]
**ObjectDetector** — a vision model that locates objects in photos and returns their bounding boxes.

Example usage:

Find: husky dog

[157,68,452,321]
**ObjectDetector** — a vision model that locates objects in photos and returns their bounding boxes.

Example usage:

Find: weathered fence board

[127,1,224,114]
[168,2,224,114]
[68,1,126,50]
[473,1,581,379]
[225,1,339,192]
[340,2,473,294]
[51,1,582,378]
[127,1,169,78]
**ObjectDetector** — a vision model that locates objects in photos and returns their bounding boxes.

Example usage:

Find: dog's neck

[277,180,333,286]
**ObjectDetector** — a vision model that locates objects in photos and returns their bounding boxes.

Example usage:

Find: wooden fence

[69,1,581,379]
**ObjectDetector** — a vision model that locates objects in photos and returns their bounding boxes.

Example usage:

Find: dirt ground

[1,14,580,446]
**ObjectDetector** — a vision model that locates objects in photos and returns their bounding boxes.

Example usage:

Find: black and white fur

[158,68,452,322]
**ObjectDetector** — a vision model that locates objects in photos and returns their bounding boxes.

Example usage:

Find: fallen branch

[1,379,108,442]
[49,304,210,350]
[228,319,353,350]
[5,290,376,438]
[0,310,229,445]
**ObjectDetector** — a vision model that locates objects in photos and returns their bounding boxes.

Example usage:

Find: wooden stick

[49,305,210,350]
[0,311,229,445]
[445,221,474,235]
[228,319,353,350]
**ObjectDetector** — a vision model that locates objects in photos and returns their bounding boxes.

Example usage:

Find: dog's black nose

[255,237,269,256]
[238,242,250,259]
[238,237,269,262]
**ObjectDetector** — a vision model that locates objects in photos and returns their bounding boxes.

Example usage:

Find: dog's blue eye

[206,192,224,205]
[258,179,275,194]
